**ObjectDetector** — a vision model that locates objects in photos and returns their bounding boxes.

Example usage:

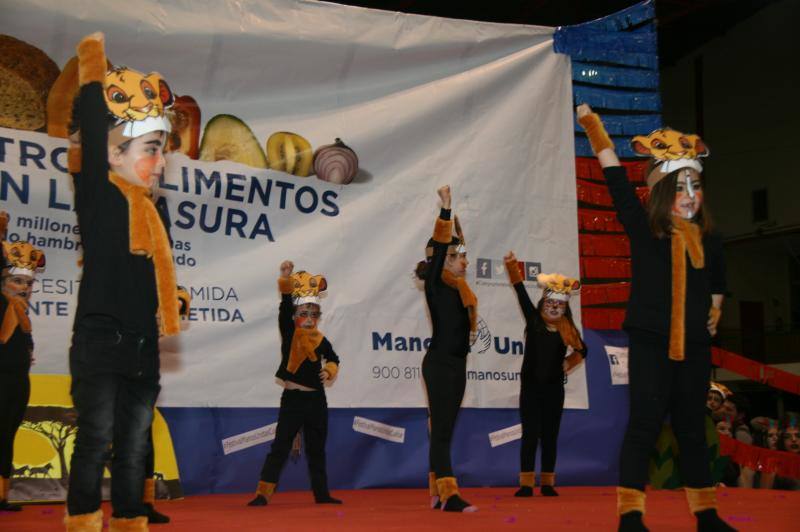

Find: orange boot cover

[64,509,103,532]
[685,487,717,514]
[143,478,156,505]
[435,477,460,503]
[540,472,555,487]
[519,471,535,488]
[617,487,646,516]
[108,516,148,532]
[256,480,276,501]
[428,472,438,497]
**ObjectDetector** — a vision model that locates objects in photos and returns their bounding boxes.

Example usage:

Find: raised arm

[504,251,536,321]
[425,185,454,289]
[576,103,650,241]
[75,33,110,188]
[277,260,295,341]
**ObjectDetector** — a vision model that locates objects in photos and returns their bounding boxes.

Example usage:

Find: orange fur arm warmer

[578,113,614,155]
[278,276,293,295]
[77,36,106,86]
[505,258,523,285]
[324,362,339,380]
[433,217,453,244]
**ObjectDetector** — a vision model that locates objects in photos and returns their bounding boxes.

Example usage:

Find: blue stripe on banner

[574,136,640,158]
[160,329,631,494]
[573,85,661,112]
[573,62,659,89]
[573,114,661,136]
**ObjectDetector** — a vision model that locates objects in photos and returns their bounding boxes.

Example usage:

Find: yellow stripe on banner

[152,409,181,481]
[28,374,73,406]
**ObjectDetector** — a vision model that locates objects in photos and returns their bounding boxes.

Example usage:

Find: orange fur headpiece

[631,128,709,188]
[290,271,327,306]
[2,241,46,278]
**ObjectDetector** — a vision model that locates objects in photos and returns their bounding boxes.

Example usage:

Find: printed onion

[313,138,359,185]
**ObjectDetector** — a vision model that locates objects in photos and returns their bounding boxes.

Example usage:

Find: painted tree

[20,406,78,482]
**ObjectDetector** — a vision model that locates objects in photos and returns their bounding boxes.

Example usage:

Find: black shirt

[424,209,471,359]
[274,294,340,391]
[604,166,726,344]
[72,82,161,338]
[511,282,587,385]
[0,295,33,372]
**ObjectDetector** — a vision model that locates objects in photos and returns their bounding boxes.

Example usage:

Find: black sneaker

[618,511,648,532]
[0,499,22,512]
[540,485,559,497]
[145,503,170,524]
[514,486,533,497]
[247,494,268,506]
[441,494,478,513]
[696,509,737,531]
[314,495,343,504]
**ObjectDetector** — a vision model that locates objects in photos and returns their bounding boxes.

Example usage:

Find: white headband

[545,291,570,302]
[3,266,36,278]
[659,158,703,175]
[294,295,321,307]
[119,115,172,139]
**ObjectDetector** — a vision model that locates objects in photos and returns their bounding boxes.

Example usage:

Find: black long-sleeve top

[274,294,340,391]
[0,296,33,373]
[424,209,471,359]
[604,166,726,344]
[510,282,587,385]
[71,80,161,338]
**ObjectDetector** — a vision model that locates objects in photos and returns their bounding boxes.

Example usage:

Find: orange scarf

[669,216,704,361]
[441,269,478,332]
[287,327,324,374]
[108,172,180,336]
[542,314,583,351]
[0,295,30,343]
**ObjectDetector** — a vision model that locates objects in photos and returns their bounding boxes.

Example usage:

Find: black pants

[422,352,466,479]
[259,389,330,498]
[145,428,155,478]
[67,326,161,518]
[519,382,564,473]
[0,371,29,479]
[619,332,712,491]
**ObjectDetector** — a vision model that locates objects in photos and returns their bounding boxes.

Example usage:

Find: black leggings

[422,352,466,479]
[619,332,712,490]
[259,389,330,498]
[0,371,29,479]
[519,382,564,473]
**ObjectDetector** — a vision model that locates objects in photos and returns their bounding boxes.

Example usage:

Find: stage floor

[3,487,798,531]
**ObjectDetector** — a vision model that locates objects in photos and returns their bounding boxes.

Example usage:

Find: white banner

[488,424,522,448]
[352,417,405,444]
[2,0,584,408]
[221,423,278,455]
[605,346,629,385]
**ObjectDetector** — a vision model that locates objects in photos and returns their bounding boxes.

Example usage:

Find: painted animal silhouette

[27,462,54,478]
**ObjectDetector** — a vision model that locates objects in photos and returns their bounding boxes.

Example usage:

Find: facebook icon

[477,258,492,279]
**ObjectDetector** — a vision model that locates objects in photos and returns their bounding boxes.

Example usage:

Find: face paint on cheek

[294,317,319,329]
[134,155,161,186]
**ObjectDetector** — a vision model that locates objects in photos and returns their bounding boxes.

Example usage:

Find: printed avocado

[199,114,267,168]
